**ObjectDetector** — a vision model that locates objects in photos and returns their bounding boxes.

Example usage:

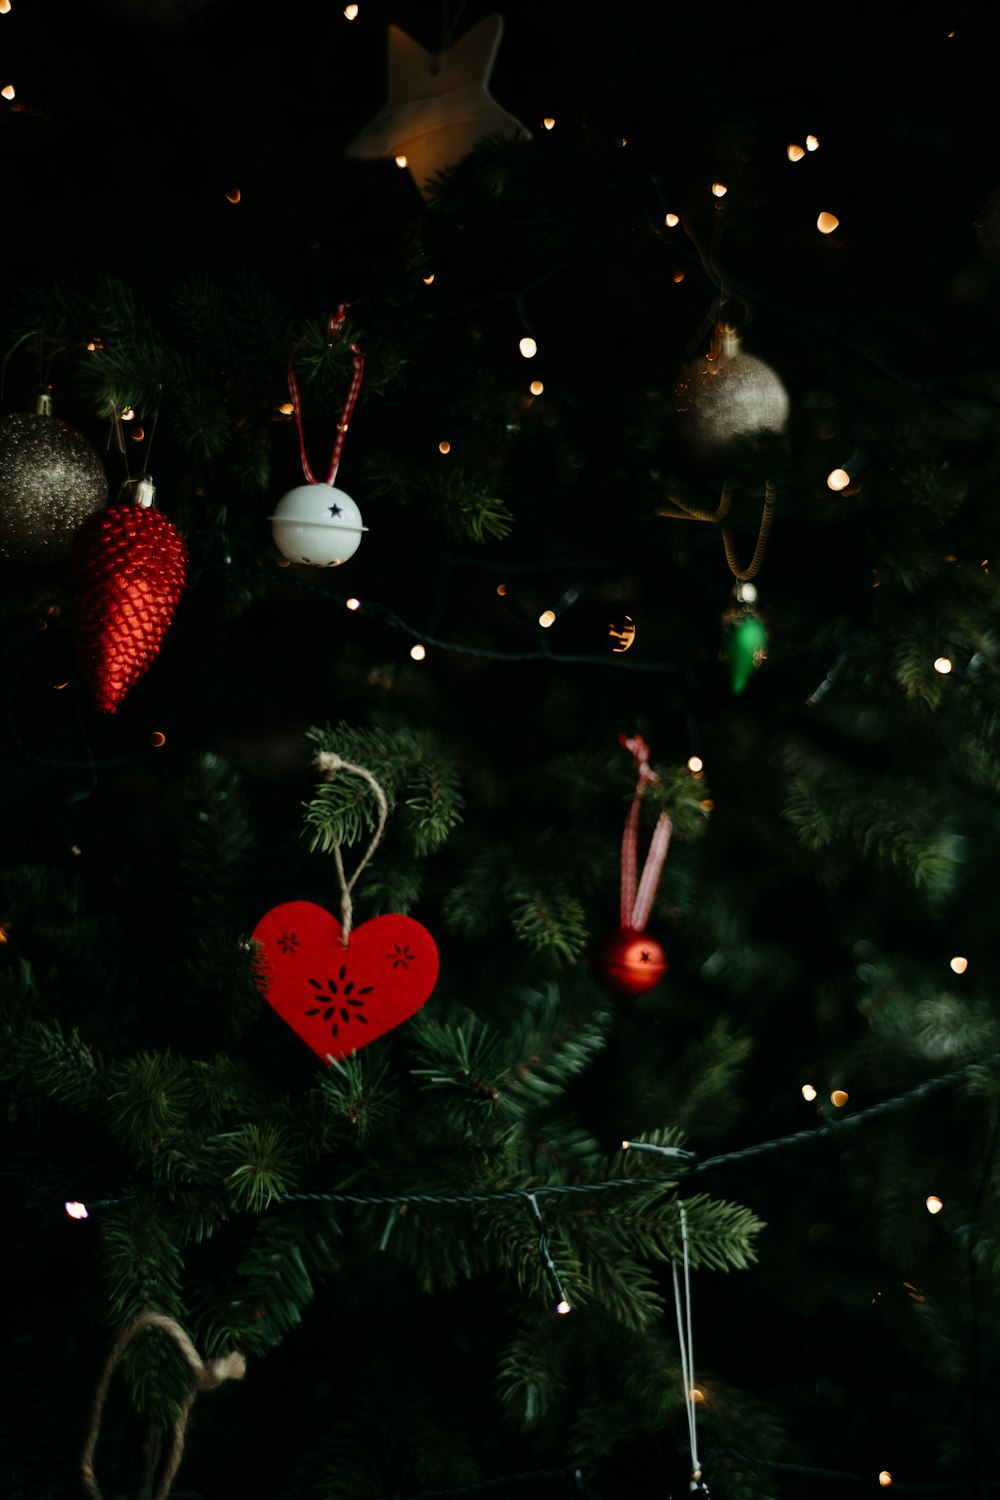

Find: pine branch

[312,1051,402,1147]
[219,1120,301,1211]
[504,877,591,965]
[783,768,961,897]
[302,719,464,856]
[408,984,611,1121]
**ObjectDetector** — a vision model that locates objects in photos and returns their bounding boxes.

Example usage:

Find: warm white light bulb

[1,83,14,100]
[422,272,435,285]
[817,211,840,234]
[519,336,538,358]
[395,154,408,168]
[711,181,728,198]
[346,597,361,611]
[410,643,426,660]
[556,1299,572,1315]
[64,1201,89,1219]
[687,756,704,774]
[121,407,135,421]
[538,609,556,628]
[665,212,680,227]
[934,657,953,674]
[0,3,12,16]
[830,1089,849,1107]
[801,1084,818,1102]
[926,1195,943,1215]
[529,379,544,395]
[542,116,555,130]
[949,955,968,974]
[787,144,805,162]
[736,581,758,603]
[438,440,451,454]
[344,2,358,15]
[879,1474,893,1488]
[827,468,851,491]
[806,134,819,151]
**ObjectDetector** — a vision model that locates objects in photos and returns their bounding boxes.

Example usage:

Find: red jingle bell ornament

[593,927,668,997]
[593,733,672,998]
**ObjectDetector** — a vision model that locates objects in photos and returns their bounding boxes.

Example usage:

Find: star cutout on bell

[345,12,530,199]
[328,503,343,517]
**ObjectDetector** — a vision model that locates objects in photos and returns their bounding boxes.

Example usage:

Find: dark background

[4,2,1000,1497]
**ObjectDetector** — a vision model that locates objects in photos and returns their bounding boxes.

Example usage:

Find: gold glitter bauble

[0,413,109,560]
[672,351,789,457]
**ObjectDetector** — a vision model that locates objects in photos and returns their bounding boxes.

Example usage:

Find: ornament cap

[118,475,157,508]
[34,391,53,417]
[718,323,741,359]
[133,476,156,509]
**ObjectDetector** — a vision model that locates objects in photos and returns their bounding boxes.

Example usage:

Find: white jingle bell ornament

[269,483,367,567]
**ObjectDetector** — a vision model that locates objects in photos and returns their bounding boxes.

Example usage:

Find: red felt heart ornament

[252,900,439,1062]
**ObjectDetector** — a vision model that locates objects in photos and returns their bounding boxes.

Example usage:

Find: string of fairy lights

[68,1046,1000,1225]
[62,1049,1000,1497]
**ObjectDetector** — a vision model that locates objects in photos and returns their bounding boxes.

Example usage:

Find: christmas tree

[3,2,1000,1497]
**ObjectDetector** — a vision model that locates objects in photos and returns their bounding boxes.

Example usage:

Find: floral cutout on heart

[304,963,374,1041]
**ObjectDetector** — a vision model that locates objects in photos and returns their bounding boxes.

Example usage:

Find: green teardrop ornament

[726,611,768,694]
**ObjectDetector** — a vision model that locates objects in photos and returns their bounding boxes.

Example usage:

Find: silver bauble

[673,351,789,457]
[0,413,109,560]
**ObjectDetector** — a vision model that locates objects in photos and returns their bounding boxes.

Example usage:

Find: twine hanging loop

[80,1311,246,1500]
[314,751,389,945]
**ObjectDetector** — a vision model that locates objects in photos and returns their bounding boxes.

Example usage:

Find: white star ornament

[346,14,531,198]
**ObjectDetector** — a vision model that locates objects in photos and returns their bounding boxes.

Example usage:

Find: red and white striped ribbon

[619,733,672,932]
[287,303,365,487]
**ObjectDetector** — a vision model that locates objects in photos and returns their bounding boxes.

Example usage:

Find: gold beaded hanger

[657,476,777,583]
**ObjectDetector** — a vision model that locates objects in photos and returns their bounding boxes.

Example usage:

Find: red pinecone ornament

[70,503,187,713]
